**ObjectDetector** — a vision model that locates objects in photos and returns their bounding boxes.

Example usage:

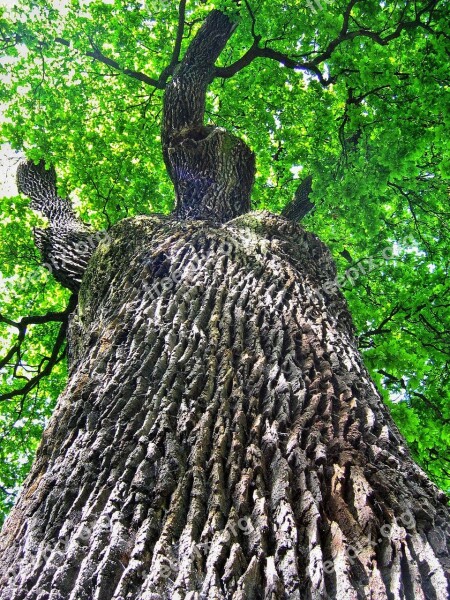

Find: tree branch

[20,35,164,88]
[170,0,186,68]
[215,0,441,86]
[215,45,334,86]
[281,175,314,222]
[243,0,258,40]
[0,295,77,403]
[16,159,99,292]
[410,391,448,424]
[0,307,72,331]
[281,126,363,222]
[163,10,237,139]
[358,305,402,346]
[79,37,163,88]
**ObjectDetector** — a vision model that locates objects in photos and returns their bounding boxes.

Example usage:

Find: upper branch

[169,0,187,68]
[214,40,336,86]
[163,10,237,142]
[54,37,163,88]
[0,308,71,331]
[214,0,441,86]
[5,0,441,93]
[161,10,255,223]
[281,175,314,222]
[0,29,162,88]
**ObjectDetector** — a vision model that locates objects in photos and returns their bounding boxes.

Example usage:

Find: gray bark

[2,8,449,600]
[16,160,96,292]
[162,10,255,224]
[0,212,449,599]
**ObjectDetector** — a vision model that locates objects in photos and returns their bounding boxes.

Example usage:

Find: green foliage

[0,193,69,522]
[0,0,449,522]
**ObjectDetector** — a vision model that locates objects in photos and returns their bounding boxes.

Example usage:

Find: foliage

[0,0,449,524]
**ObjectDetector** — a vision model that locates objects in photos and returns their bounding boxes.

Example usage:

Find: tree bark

[16,160,97,293]
[281,175,314,222]
[0,212,449,600]
[162,10,255,224]
[2,8,450,600]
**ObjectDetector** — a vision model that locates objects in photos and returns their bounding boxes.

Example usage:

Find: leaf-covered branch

[54,36,164,88]
[214,43,335,86]
[215,0,443,85]
[358,305,402,346]
[0,26,164,89]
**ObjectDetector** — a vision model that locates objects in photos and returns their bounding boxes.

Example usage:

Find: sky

[0,144,23,198]
[0,0,26,197]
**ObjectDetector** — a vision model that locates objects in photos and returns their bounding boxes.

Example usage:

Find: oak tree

[0,1,449,598]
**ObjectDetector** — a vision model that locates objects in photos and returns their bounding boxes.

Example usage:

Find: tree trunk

[0,211,449,600]
[162,10,255,224]
[2,8,449,600]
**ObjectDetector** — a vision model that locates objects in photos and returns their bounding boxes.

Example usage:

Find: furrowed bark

[16,160,97,293]
[162,10,255,223]
[0,213,448,599]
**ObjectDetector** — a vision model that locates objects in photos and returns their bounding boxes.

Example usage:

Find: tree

[0,1,449,598]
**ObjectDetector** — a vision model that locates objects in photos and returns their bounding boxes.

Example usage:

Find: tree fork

[162,10,255,224]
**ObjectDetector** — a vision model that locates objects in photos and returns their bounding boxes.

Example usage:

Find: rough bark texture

[1,212,449,600]
[16,160,96,292]
[162,10,255,223]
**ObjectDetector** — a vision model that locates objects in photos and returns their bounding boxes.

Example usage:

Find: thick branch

[281,127,363,222]
[163,10,237,143]
[215,45,334,86]
[0,308,70,330]
[16,160,98,292]
[281,175,314,222]
[162,10,255,224]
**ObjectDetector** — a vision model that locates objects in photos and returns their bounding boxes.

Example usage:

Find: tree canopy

[0,0,449,525]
